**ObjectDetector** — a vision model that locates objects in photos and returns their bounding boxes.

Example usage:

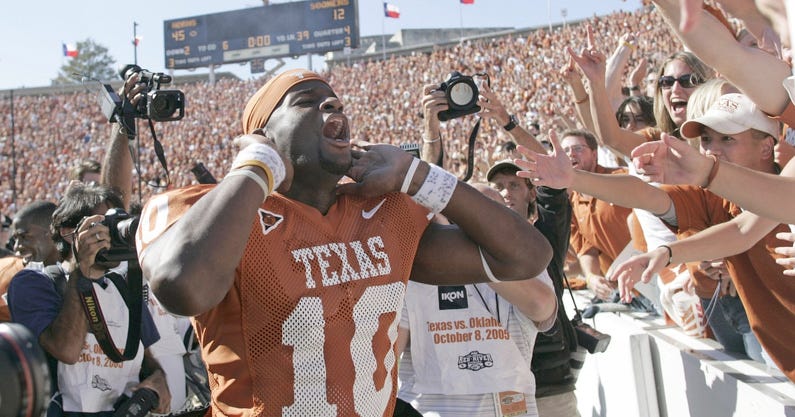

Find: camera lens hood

[0,323,51,417]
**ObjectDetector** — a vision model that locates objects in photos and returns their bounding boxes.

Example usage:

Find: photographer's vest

[59,270,144,413]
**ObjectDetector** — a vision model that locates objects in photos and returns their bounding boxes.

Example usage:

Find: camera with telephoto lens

[97,64,185,123]
[573,320,611,354]
[436,71,482,121]
[112,388,159,417]
[95,208,140,264]
[0,323,51,417]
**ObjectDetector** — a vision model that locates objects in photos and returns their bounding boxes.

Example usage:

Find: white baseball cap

[680,93,779,140]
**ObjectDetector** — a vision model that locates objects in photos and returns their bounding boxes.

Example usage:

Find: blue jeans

[701,295,765,363]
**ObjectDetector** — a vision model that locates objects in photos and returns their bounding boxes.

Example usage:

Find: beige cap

[680,93,779,139]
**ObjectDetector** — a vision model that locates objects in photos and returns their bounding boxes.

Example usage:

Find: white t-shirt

[398,272,554,417]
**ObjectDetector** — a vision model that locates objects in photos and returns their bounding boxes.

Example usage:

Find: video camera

[95,208,139,264]
[98,64,185,124]
[435,71,484,122]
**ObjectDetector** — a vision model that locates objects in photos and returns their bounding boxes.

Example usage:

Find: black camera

[574,321,611,354]
[112,388,159,417]
[436,71,481,122]
[98,64,185,123]
[0,323,51,417]
[95,208,140,264]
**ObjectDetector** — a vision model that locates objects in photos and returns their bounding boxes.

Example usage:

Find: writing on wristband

[411,163,457,214]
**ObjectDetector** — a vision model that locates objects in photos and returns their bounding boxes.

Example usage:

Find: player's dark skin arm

[341,142,553,286]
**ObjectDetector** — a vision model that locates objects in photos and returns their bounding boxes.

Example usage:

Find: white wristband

[401,158,421,194]
[231,143,286,192]
[411,163,457,214]
[225,169,270,201]
[478,246,502,282]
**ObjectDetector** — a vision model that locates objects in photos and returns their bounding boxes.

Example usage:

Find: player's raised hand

[338,140,418,198]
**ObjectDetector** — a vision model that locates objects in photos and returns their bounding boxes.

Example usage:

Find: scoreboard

[163,0,359,70]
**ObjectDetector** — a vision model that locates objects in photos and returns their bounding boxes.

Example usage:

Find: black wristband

[503,114,518,132]
[658,245,673,267]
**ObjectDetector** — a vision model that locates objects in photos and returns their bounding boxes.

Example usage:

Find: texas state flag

[384,2,400,18]
[461,0,474,3]
[62,43,78,58]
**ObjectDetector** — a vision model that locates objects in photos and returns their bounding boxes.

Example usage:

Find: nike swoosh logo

[362,198,387,219]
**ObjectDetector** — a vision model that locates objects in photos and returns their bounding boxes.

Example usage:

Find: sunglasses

[658,73,702,89]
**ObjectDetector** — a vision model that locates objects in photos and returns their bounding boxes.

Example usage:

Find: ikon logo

[438,285,468,310]
[441,290,465,302]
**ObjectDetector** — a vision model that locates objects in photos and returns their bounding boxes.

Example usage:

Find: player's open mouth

[323,115,350,147]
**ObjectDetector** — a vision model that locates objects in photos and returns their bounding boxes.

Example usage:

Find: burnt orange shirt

[664,184,795,381]
[138,185,430,417]
[570,166,633,274]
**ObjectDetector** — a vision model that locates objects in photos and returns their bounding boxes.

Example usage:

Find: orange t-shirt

[138,185,430,417]
[569,166,633,274]
[664,184,795,381]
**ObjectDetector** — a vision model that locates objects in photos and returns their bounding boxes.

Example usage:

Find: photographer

[7,183,170,416]
[408,81,584,417]
[107,69,193,413]
[396,80,559,417]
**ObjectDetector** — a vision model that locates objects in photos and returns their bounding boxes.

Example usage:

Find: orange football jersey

[137,185,430,417]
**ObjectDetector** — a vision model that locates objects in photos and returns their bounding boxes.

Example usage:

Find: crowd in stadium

[0,6,678,213]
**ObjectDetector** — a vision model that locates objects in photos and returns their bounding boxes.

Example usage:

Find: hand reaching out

[514,129,575,190]
[611,247,669,303]
[631,133,713,186]
[587,274,614,301]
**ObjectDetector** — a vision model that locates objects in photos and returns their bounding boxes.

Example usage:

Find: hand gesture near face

[234,132,294,193]
[337,141,418,198]
[72,215,111,279]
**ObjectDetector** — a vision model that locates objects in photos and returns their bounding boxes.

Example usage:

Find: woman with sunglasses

[570,44,713,159]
